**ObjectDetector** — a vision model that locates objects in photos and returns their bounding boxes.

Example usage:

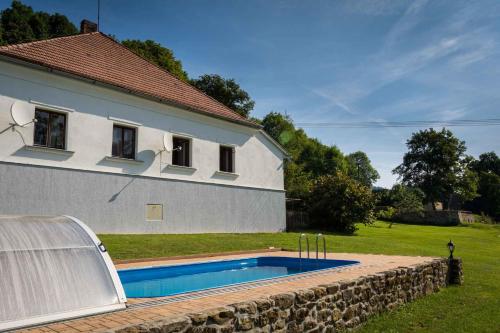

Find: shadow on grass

[286,228,358,237]
[382,220,469,228]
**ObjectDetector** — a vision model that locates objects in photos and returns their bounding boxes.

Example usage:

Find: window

[172,137,191,167]
[112,124,136,159]
[220,146,234,173]
[33,109,66,149]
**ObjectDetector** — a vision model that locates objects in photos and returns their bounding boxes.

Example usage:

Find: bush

[308,172,375,233]
[377,207,396,221]
[391,184,425,217]
[475,213,496,224]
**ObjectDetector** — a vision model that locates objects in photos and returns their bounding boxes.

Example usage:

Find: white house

[0,25,287,234]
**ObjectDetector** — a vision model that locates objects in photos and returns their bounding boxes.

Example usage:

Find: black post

[446,240,463,285]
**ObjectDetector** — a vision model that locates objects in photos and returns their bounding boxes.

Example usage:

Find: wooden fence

[286,210,310,231]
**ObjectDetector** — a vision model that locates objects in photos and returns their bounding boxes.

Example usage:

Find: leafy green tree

[390,184,425,216]
[468,152,500,217]
[261,112,311,162]
[122,39,189,82]
[346,151,380,187]
[308,172,375,234]
[393,128,477,209]
[47,13,77,37]
[298,139,347,178]
[261,112,353,199]
[284,162,313,199]
[475,172,500,218]
[191,74,255,118]
[261,112,313,198]
[28,11,49,40]
[454,156,479,205]
[1,0,35,44]
[0,1,78,45]
[262,112,295,144]
[373,187,393,206]
[472,152,500,175]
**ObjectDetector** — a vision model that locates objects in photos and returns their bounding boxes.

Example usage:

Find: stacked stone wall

[111,258,458,333]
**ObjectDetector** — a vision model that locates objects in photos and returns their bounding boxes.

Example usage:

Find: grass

[99,221,500,332]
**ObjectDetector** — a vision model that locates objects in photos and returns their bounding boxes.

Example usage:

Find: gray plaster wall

[0,162,286,234]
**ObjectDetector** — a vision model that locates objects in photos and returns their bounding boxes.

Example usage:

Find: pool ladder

[299,233,326,261]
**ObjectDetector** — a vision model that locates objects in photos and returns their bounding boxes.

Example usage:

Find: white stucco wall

[0,60,285,191]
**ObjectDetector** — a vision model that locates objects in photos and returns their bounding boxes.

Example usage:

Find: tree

[261,112,311,163]
[261,112,295,144]
[28,11,49,40]
[0,1,78,45]
[284,162,313,199]
[261,112,353,200]
[47,13,77,37]
[475,172,500,218]
[122,39,188,82]
[472,152,500,175]
[393,128,477,209]
[191,74,255,118]
[346,151,380,187]
[262,112,313,198]
[1,0,35,44]
[454,156,479,205]
[308,172,375,234]
[373,187,393,207]
[390,184,424,216]
[468,152,500,217]
[298,138,347,178]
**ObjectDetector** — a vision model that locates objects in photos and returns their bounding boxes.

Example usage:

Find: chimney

[80,20,98,34]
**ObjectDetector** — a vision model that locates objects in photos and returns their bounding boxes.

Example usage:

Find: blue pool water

[118,256,359,298]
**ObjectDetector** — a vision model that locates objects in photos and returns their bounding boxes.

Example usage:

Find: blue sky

[4,0,500,187]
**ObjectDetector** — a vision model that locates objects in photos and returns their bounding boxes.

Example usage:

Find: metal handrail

[316,233,326,260]
[299,233,310,259]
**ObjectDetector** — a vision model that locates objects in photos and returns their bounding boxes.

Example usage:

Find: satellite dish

[11,101,35,127]
[163,133,173,152]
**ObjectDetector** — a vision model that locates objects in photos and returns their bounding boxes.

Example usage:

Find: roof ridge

[99,33,255,124]
[0,32,100,50]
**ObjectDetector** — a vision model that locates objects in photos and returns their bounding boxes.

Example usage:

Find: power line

[295,119,500,128]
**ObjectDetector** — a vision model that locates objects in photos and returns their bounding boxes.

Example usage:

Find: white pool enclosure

[0,215,127,331]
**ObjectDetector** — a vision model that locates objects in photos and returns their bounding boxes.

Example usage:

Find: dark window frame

[172,136,191,167]
[112,124,137,160]
[219,145,235,173]
[33,108,67,150]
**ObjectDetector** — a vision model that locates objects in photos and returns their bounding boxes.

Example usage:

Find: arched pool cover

[0,215,126,331]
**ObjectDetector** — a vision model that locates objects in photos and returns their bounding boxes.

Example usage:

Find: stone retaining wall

[111,258,455,333]
[396,211,464,226]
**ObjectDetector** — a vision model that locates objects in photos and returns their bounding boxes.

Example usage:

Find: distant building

[425,202,443,211]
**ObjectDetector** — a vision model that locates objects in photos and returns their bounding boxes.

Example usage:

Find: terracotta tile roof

[0,32,258,128]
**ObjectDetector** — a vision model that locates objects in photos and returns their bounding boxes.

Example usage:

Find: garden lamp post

[447,240,455,259]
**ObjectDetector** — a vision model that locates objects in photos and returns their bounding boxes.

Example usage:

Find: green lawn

[99,221,500,332]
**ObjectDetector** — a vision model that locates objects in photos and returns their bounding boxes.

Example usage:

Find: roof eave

[0,54,262,130]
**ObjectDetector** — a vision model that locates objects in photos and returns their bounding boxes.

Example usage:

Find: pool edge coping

[112,247,283,265]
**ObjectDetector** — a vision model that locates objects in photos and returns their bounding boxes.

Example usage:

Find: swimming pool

[118,256,359,298]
